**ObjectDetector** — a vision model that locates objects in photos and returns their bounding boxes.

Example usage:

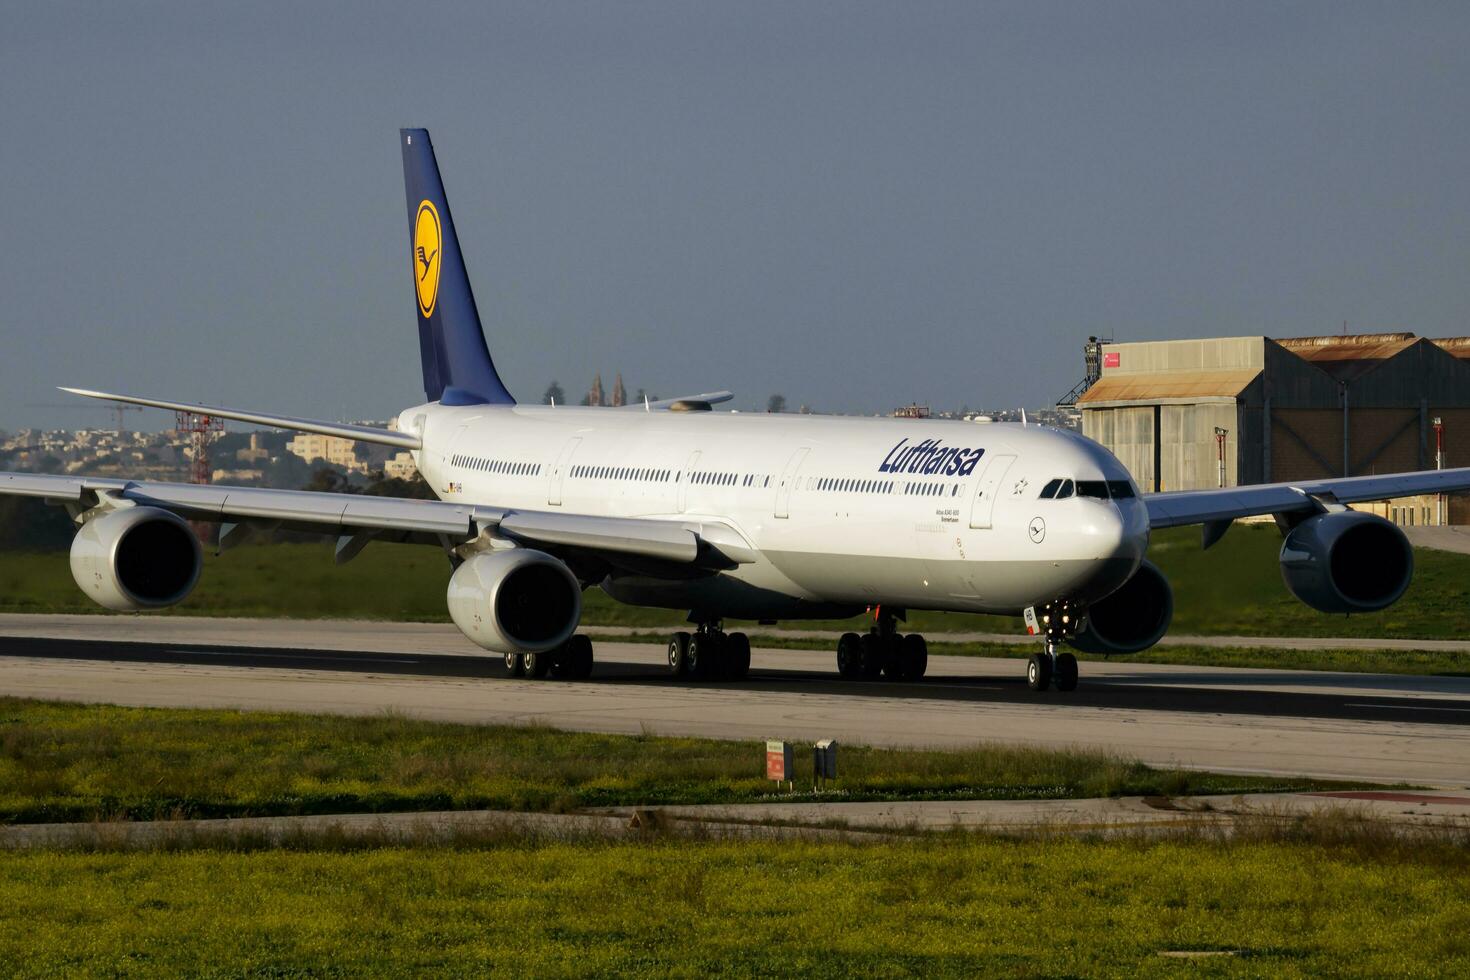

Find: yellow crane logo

[414,200,442,318]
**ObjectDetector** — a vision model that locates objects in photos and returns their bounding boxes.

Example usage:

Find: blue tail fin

[400,128,515,406]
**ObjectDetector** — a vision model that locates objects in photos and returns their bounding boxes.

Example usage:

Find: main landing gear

[504,633,595,681]
[667,622,752,681]
[1024,600,1081,693]
[836,612,928,681]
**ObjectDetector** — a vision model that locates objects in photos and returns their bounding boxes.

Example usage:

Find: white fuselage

[401,403,1151,621]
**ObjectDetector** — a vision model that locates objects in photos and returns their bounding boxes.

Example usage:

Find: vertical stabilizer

[400,129,515,405]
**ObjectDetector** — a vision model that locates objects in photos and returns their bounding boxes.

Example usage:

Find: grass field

[4,523,1470,641]
[0,699,1351,825]
[2,836,1467,975]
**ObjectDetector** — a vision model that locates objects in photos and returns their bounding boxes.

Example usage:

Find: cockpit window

[1076,480,1109,500]
[1056,479,1073,499]
[1039,478,1063,499]
[1107,480,1136,499]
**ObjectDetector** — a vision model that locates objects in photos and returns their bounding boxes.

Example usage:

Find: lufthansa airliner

[6,130,1469,692]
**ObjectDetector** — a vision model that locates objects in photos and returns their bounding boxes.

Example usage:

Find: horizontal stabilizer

[626,391,734,411]
[60,387,422,451]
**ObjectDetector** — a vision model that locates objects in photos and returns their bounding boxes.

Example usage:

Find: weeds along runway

[0,615,1467,787]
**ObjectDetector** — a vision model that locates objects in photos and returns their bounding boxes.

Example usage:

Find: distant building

[611,373,627,407]
[588,373,605,407]
[1077,333,1470,524]
[383,451,418,480]
[211,468,265,483]
[235,432,270,465]
[286,433,368,473]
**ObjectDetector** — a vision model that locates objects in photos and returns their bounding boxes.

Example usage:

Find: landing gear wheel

[524,649,551,679]
[900,634,928,681]
[562,634,595,680]
[688,633,721,679]
[858,634,885,679]
[1053,652,1078,692]
[725,632,751,679]
[837,633,860,678]
[667,632,692,677]
[504,652,525,677]
[1026,653,1052,692]
[836,632,862,678]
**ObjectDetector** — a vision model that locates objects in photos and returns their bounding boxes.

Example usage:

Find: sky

[2,1,1468,429]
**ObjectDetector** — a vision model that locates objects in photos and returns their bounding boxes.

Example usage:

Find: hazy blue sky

[3,1,1467,429]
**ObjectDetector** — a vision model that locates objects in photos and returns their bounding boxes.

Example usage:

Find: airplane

[6,128,1470,693]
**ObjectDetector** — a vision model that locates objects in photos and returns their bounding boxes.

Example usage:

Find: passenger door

[775,447,809,519]
[547,437,581,506]
[968,453,1016,529]
[678,451,701,512]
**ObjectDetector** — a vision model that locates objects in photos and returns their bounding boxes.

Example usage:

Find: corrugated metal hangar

[1076,334,1470,522]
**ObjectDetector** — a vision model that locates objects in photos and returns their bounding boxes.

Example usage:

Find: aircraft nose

[1073,501,1148,601]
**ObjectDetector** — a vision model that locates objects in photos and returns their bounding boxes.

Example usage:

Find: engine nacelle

[69,507,203,611]
[447,549,582,653]
[1070,559,1173,655]
[1279,511,1412,614]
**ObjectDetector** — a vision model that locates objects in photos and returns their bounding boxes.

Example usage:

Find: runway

[1,615,1467,787]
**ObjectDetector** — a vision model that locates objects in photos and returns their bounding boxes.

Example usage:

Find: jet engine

[1279,511,1412,614]
[446,549,582,653]
[69,506,203,611]
[1070,559,1173,655]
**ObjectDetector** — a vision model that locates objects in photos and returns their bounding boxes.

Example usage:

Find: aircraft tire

[726,632,751,679]
[858,634,884,679]
[524,649,551,679]
[901,634,928,681]
[668,632,692,677]
[1026,653,1051,691]
[563,634,595,680]
[688,633,719,679]
[1053,652,1078,692]
[504,652,525,677]
[836,632,862,678]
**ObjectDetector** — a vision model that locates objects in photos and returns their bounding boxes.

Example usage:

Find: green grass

[2,836,1468,975]
[5,523,1470,641]
[0,699,1352,825]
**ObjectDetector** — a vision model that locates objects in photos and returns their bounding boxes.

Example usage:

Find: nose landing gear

[1023,601,1083,692]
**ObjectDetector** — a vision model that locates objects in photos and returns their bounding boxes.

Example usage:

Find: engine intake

[447,549,582,653]
[1279,511,1412,614]
[1070,559,1173,655]
[69,507,203,611]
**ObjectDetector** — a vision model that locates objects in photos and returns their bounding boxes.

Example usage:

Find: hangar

[1075,334,1470,524]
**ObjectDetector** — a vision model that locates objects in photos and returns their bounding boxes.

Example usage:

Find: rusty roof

[1077,369,1260,406]
[1272,333,1419,381]
[1430,337,1470,360]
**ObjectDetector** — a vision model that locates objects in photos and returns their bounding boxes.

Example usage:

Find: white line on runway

[164,649,420,666]
[1343,702,1470,713]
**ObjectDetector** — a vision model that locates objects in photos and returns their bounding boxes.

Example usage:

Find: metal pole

[1434,417,1444,526]
[1214,427,1228,488]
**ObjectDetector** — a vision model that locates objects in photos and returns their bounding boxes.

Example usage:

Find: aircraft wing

[1145,466,1470,529]
[0,472,702,564]
[59,388,421,450]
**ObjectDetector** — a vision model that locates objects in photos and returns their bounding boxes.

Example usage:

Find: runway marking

[1343,702,1470,713]
[164,649,420,666]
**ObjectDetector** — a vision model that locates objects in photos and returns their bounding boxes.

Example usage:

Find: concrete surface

[1,615,1467,787]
